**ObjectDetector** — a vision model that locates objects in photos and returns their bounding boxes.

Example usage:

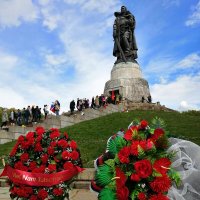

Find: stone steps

[0,102,175,144]
[0,104,124,144]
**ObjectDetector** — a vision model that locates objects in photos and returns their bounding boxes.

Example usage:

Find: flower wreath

[1,127,83,200]
[91,118,181,200]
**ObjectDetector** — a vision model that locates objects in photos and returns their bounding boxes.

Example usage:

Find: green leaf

[149,128,155,134]
[50,160,56,164]
[104,159,115,169]
[131,190,139,200]
[138,145,145,159]
[151,117,166,129]
[98,188,116,200]
[152,170,162,177]
[125,171,132,177]
[107,136,126,155]
[95,164,114,186]
[114,154,120,164]
[15,152,22,157]
[168,169,181,187]
[36,159,42,165]
[56,153,62,160]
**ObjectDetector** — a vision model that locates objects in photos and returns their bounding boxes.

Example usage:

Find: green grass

[0,110,200,168]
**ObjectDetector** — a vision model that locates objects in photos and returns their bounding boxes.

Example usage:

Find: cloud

[0,51,19,70]
[64,0,121,14]
[0,0,39,28]
[0,87,26,109]
[40,2,63,31]
[177,53,200,68]
[178,100,199,111]
[150,74,200,111]
[143,52,200,83]
[185,0,200,26]
[142,55,177,81]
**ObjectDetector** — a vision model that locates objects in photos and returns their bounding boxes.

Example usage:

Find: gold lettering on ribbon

[23,175,36,182]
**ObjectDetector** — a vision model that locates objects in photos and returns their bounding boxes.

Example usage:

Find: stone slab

[0,188,97,200]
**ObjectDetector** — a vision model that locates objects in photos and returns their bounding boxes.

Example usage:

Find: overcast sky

[0,0,200,112]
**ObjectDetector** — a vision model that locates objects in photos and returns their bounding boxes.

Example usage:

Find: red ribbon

[0,165,83,187]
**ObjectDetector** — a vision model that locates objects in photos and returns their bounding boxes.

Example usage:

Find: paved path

[0,187,98,200]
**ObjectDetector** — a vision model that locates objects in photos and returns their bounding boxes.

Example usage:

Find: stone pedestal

[104,61,151,102]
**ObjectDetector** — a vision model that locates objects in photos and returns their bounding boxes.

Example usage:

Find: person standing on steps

[43,105,49,119]
[1,108,8,130]
[70,100,75,115]
[54,100,60,116]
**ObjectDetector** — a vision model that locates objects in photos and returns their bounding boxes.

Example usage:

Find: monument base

[104,61,151,102]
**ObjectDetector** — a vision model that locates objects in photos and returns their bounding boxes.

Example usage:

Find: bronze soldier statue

[113,6,138,63]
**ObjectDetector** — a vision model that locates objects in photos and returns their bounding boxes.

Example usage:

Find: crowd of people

[2,93,152,129]
[69,94,122,115]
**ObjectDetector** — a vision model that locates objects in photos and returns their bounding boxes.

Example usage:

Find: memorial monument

[104,6,151,102]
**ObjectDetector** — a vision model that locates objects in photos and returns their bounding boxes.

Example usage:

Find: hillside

[0,110,200,168]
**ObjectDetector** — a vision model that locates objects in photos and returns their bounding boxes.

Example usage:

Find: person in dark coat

[70,100,75,114]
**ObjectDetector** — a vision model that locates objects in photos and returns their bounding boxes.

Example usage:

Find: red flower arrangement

[93,118,181,200]
[1,127,83,200]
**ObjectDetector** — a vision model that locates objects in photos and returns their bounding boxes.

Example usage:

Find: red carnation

[150,193,170,200]
[118,146,131,164]
[71,150,79,160]
[69,140,77,149]
[17,188,29,198]
[47,146,55,155]
[151,128,164,141]
[50,128,60,139]
[53,188,63,196]
[26,132,35,140]
[48,164,57,172]
[34,143,43,152]
[140,120,148,129]
[17,135,25,143]
[21,141,30,150]
[20,153,29,162]
[138,192,147,200]
[41,154,49,164]
[35,126,45,135]
[146,139,154,150]
[134,159,152,178]
[14,161,28,171]
[50,141,57,147]
[117,186,129,200]
[30,195,38,200]
[153,158,171,175]
[26,137,34,146]
[124,126,138,141]
[38,189,48,199]
[29,161,37,171]
[58,139,68,148]
[139,140,146,150]
[62,151,71,160]
[130,173,140,182]
[116,167,127,187]
[63,162,74,170]
[150,175,171,193]
[36,135,42,142]
[32,165,46,173]
[130,141,139,156]
[24,186,33,195]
